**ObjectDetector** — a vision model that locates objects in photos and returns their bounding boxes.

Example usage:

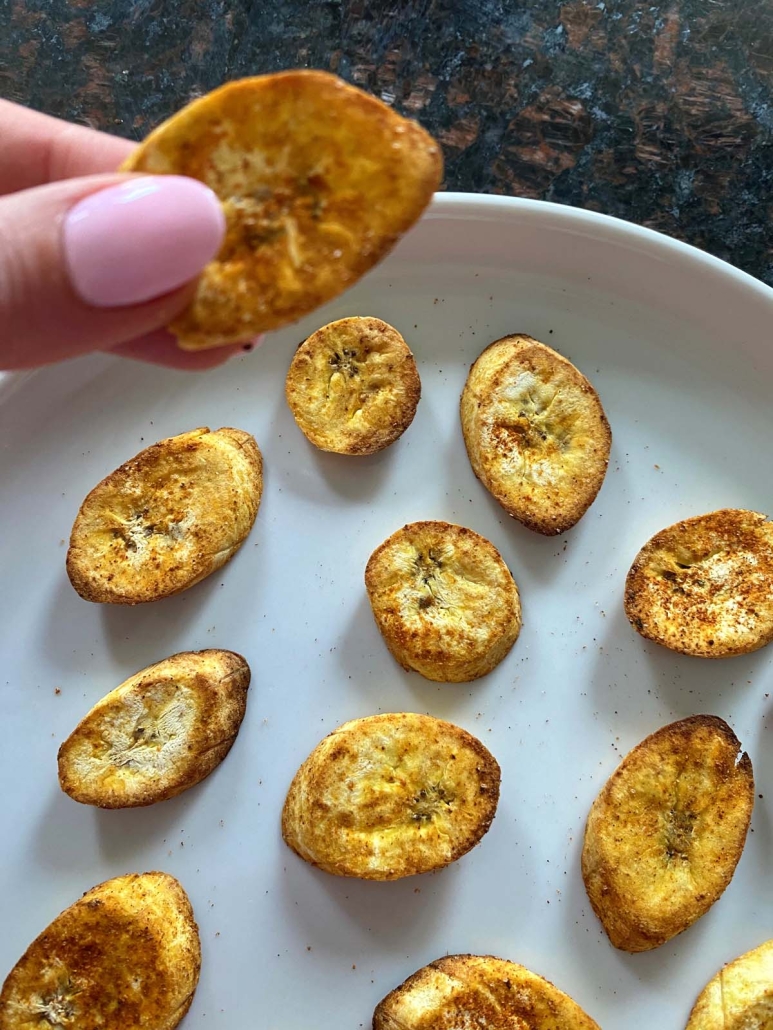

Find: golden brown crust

[0,872,200,1030]
[58,649,250,809]
[121,71,443,350]
[66,427,262,605]
[281,713,500,880]
[686,938,773,1029]
[582,715,754,953]
[373,954,601,1030]
[460,334,611,535]
[285,316,421,454]
[364,521,521,682]
[625,508,773,658]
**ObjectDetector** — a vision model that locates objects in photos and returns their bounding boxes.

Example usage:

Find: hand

[0,100,249,371]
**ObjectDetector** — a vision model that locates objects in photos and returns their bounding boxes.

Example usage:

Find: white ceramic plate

[1,194,772,1029]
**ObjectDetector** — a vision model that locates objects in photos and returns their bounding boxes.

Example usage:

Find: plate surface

[1,194,772,1029]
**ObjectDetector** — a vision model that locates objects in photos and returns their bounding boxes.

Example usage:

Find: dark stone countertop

[3,0,772,283]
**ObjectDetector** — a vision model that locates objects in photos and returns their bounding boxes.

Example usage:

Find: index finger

[0,99,135,195]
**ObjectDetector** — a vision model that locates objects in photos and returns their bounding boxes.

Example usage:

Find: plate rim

[1,192,772,1030]
[1,192,770,395]
[429,192,773,306]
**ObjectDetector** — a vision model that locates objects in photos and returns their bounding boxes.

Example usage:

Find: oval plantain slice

[58,649,250,809]
[625,508,773,658]
[365,521,521,682]
[66,426,262,604]
[285,316,421,454]
[686,938,773,1030]
[373,954,601,1030]
[121,71,443,350]
[0,872,200,1030]
[281,712,500,880]
[460,334,611,535]
[582,715,754,953]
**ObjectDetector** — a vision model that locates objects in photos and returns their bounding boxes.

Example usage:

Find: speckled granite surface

[3,0,772,282]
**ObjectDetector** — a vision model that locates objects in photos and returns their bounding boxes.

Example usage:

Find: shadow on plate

[441,406,626,599]
[35,731,252,870]
[42,574,109,674]
[307,446,400,504]
[268,385,404,507]
[98,573,224,667]
[589,603,773,729]
[93,789,200,864]
[42,562,224,675]
[742,712,773,895]
[33,779,200,869]
[561,830,720,1004]
[277,850,457,956]
[637,637,773,720]
[335,593,495,721]
[33,788,101,871]
[443,460,579,589]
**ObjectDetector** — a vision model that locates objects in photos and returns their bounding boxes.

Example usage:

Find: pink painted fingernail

[64,176,225,307]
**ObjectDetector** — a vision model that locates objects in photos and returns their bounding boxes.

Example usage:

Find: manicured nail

[64,176,225,307]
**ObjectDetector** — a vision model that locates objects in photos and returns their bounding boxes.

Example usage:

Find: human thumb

[0,174,225,369]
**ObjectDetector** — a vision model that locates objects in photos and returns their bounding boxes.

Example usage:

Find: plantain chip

[281,712,500,880]
[374,955,601,1030]
[0,872,199,1030]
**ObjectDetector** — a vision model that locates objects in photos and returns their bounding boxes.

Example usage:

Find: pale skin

[0,99,245,370]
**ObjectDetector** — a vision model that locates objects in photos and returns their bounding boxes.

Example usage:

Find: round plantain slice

[0,872,200,1030]
[285,316,421,454]
[686,938,773,1030]
[582,715,754,953]
[373,954,601,1030]
[281,712,500,880]
[460,334,611,535]
[625,508,773,658]
[66,426,262,605]
[121,71,443,350]
[58,649,250,809]
[365,521,521,682]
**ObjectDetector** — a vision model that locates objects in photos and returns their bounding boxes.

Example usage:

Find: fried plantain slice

[285,316,421,454]
[0,872,200,1030]
[66,427,262,604]
[281,712,500,880]
[373,954,601,1030]
[121,71,443,350]
[686,938,773,1030]
[460,334,611,535]
[582,715,754,953]
[58,650,250,809]
[625,509,773,658]
[365,521,521,682]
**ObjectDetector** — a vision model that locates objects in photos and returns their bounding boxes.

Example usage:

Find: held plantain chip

[121,71,443,350]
